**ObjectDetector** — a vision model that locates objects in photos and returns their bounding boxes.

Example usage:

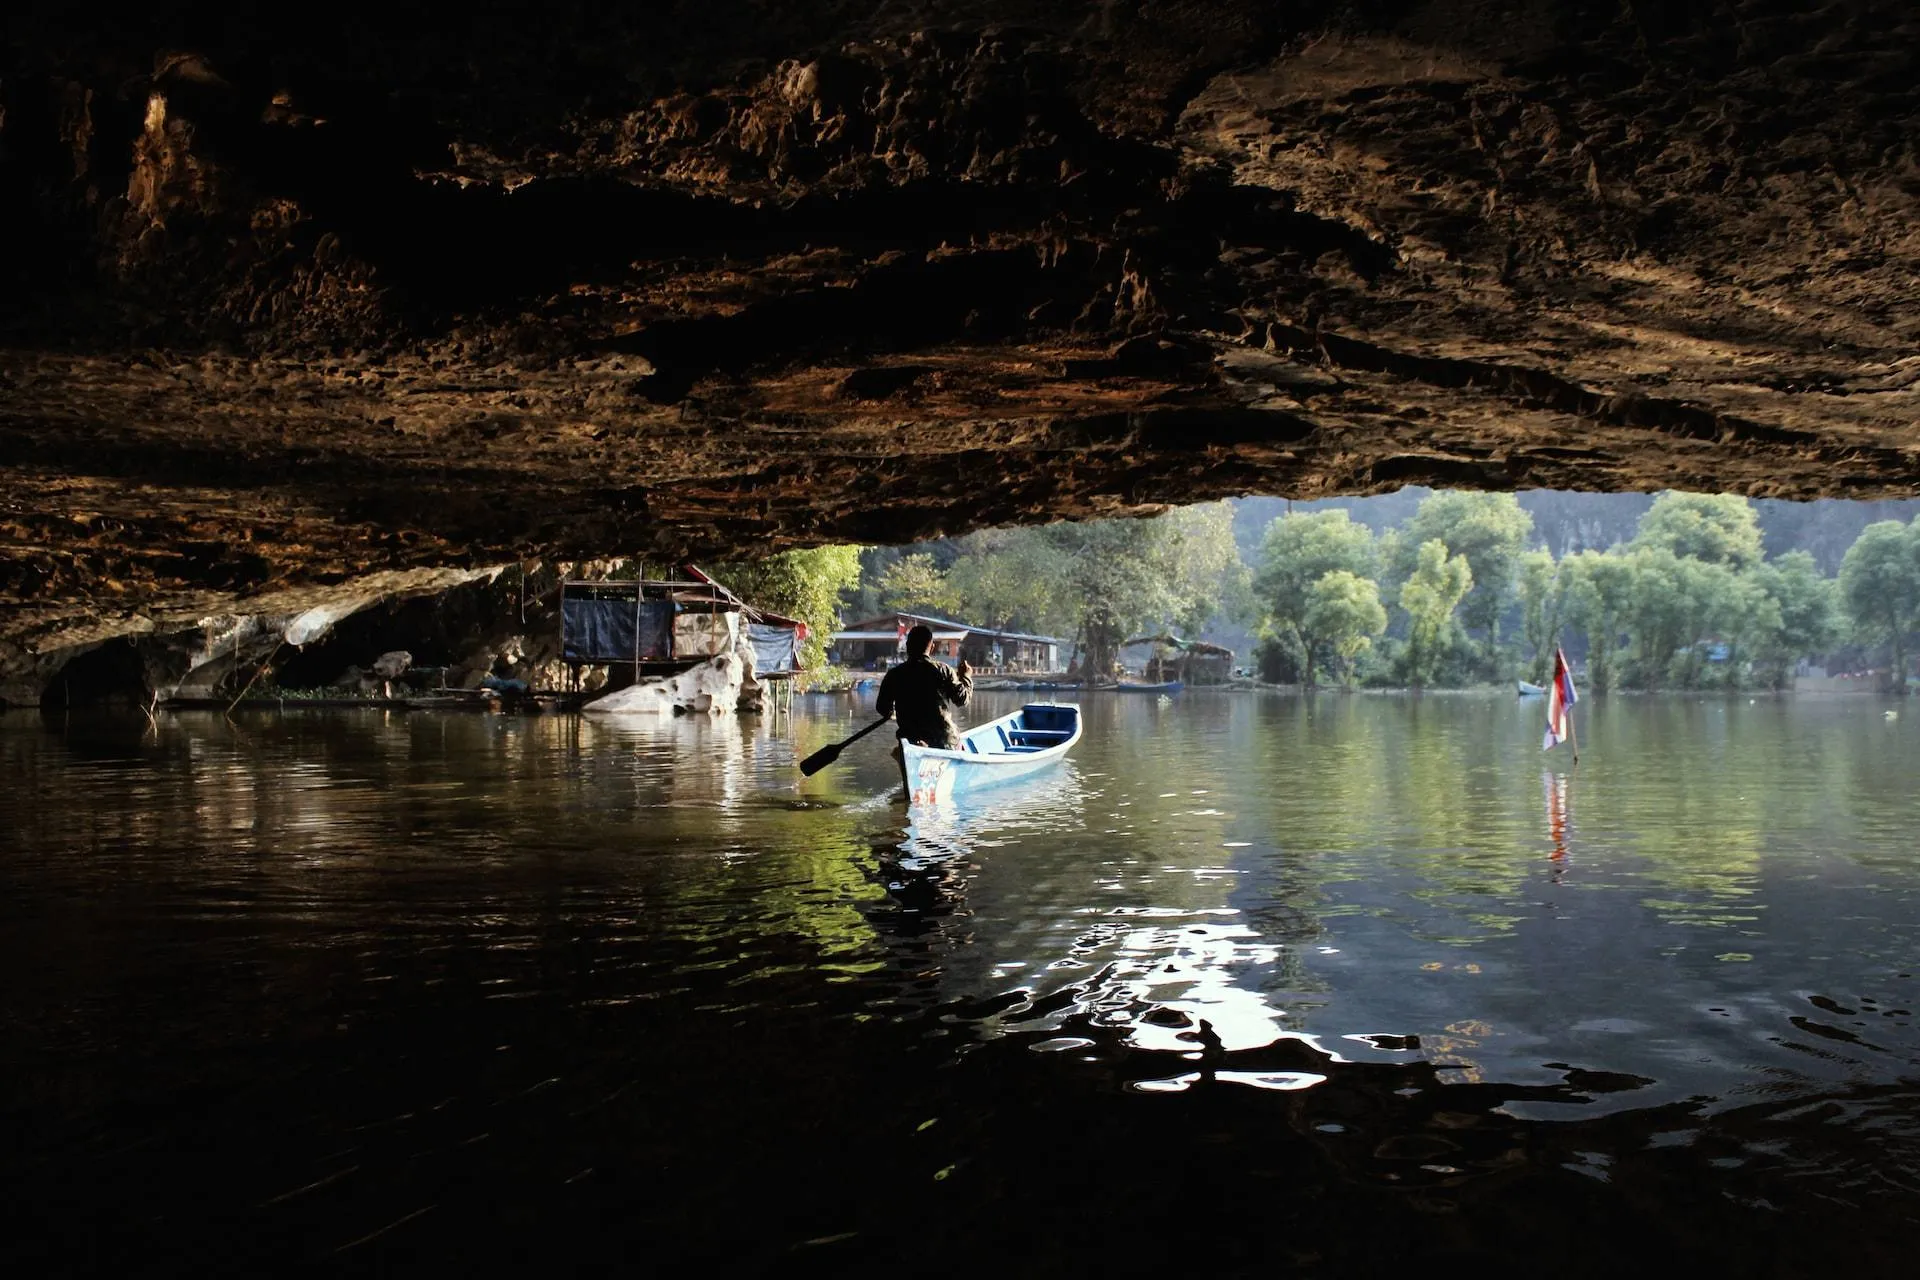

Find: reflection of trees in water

[1576,700,1804,927]
[1222,693,1898,947]
[855,770,1095,1010]
[1232,695,1550,944]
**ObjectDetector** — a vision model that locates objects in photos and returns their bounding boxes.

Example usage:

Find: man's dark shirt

[876,655,972,748]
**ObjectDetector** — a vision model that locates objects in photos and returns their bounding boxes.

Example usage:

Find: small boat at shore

[1517,680,1545,697]
[1112,680,1182,693]
[901,703,1081,806]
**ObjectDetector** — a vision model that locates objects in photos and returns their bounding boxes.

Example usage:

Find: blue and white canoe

[901,703,1081,806]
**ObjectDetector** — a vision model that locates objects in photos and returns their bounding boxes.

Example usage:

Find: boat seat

[1008,730,1073,746]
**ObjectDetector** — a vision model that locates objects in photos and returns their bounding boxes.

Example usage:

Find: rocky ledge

[4,1,1918,682]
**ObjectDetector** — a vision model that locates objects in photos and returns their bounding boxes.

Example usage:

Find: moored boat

[900,703,1082,806]
[1111,680,1182,693]
[1517,680,1546,696]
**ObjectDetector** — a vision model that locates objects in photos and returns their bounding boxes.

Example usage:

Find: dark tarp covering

[749,622,802,675]
[639,601,675,659]
[564,598,677,662]
[563,598,633,662]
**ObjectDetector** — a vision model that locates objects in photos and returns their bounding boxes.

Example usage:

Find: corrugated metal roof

[840,611,1067,646]
[833,630,967,642]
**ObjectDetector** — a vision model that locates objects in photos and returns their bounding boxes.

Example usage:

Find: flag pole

[1563,641,1579,766]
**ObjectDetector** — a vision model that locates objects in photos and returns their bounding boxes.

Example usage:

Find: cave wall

[2,1,1916,669]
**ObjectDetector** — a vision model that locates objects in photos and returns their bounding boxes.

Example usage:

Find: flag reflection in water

[1544,769,1570,879]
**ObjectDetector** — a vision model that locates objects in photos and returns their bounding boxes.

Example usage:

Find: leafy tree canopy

[1750,550,1839,682]
[1391,492,1533,658]
[713,545,864,670]
[1398,539,1472,689]
[1254,510,1377,622]
[1516,548,1566,683]
[1630,492,1764,571]
[1838,518,1920,691]
[1303,570,1388,685]
[876,553,957,615]
[1253,509,1378,686]
[912,503,1247,677]
[943,528,1061,633]
[1561,549,1638,692]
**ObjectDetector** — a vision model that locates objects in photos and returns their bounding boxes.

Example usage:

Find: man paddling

[876,624,972,750]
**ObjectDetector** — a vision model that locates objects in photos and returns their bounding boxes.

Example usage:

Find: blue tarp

[749,622,802,675]
[564,598,676,662]
[639,601,674,658]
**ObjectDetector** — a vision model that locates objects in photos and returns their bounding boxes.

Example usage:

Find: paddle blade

[797,742,842,776]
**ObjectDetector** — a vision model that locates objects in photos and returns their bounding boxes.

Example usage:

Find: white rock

[733,624,762,713]
[582,652,742,715]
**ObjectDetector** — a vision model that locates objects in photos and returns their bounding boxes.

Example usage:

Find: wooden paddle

[799,715,892,776]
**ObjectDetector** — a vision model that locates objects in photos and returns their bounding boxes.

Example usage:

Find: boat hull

[900,702,1081,806]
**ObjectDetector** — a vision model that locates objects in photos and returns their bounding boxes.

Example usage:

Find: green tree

[711,545,864,670]
[1712,569,1782,689]
[1839,518,1920,694]
[1253,510,1378,687]
[1303,571,1388,686]
[1392,492,1533,668]
[944,528,1063,633]
[950,506,1246,679]
[1516,549,1566,684]
[887,504,1249,678]
[1749,551,1838,688]
[1618,549,1740,688]
[1161,501,1254,635]
[1398,539,1472,690]
[1562,550,1636,693]
[876,553,957,614]
[1630,492,1764,571]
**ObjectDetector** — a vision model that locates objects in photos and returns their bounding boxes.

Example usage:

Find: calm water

[2,692,1916,1274]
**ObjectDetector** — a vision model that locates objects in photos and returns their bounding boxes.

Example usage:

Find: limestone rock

[4,4,1920,657]
[733,624,763,715]
[582,653,743,716]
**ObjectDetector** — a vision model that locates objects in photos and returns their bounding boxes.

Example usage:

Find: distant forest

[734,489,1920,694]
[1230,490,1920,576]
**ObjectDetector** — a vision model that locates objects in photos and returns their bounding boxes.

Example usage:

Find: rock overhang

[3,1,1918,666]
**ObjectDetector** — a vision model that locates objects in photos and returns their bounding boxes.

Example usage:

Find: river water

[2,691,1916,1274]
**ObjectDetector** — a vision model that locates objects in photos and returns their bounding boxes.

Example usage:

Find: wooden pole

[226,641,283,716]
[1561,643,1580,766]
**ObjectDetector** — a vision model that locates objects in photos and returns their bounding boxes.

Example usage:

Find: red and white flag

[1543,648,1578,750]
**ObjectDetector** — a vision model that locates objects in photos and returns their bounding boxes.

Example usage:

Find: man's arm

[875,669,895,719]
[944,659,973,706]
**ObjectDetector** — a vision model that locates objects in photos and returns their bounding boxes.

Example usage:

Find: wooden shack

[559,566,806,689]
[1121,634,1235,685]
[830,611,1064,673]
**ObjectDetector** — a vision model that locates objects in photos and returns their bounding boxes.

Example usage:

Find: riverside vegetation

[733,492,1920,694]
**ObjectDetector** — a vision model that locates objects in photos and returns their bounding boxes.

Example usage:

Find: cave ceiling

[3,1,1918,657]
